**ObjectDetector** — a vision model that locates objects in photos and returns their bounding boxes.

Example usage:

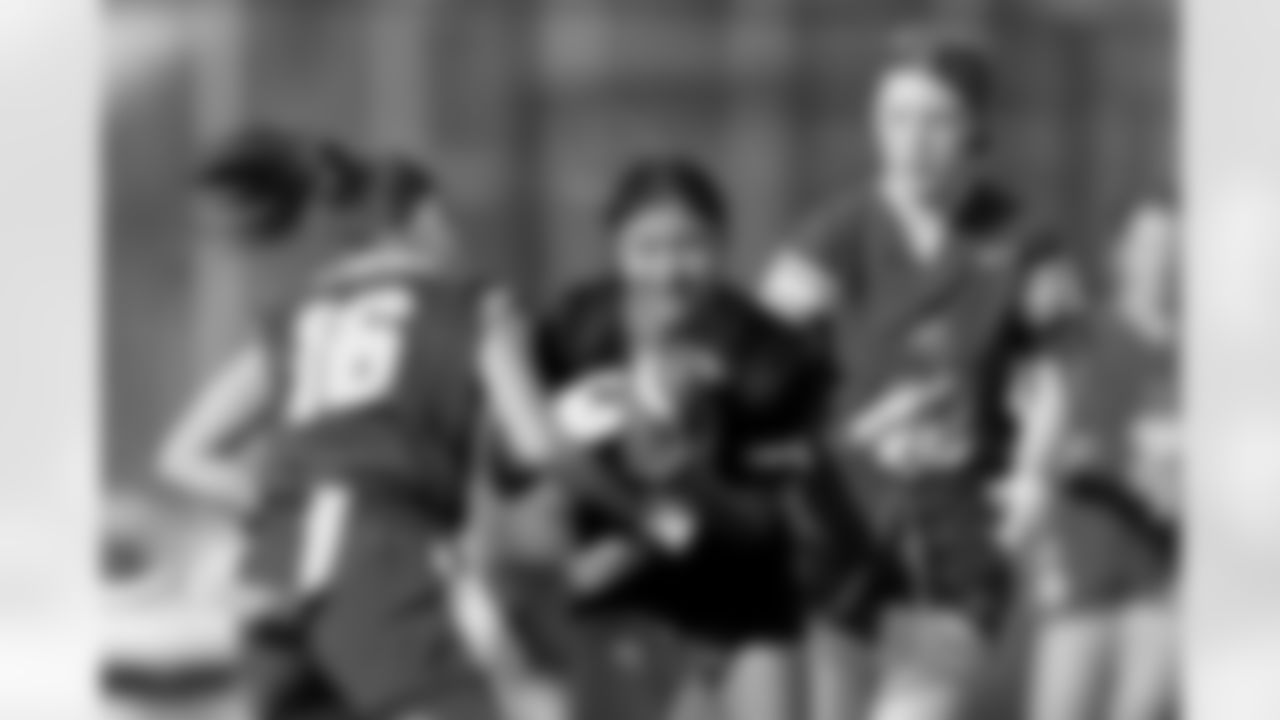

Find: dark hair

[197,126,315,237]
[378,156,437,228]
[604,156,727,237]
[883,27,995,117]
[312,139,374,211]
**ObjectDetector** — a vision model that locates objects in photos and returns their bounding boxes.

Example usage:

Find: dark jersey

[243,263,500,718]
[790,181,1067,632]
[794,181,1063,483]
[261,265,484,524]
[1039,312,1178,609]
[539,279,833,461]
[532,278,836,642]
[1062,311,1177,492]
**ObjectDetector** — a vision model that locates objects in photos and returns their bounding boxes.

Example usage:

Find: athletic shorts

[1038,474,1178,612]
[816,456,1014,638]
[243,484,498,720]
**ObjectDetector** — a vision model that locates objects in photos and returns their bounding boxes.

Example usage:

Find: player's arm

[994,354,1070,551]
[758,248,837,327]
[995,254,1080,549]
[156,343,272,516]
[476,291,567,467]
[478,291,661,537]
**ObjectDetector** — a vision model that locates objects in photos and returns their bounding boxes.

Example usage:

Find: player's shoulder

[537,276,626,382]
[702,285,791,344]
[784,185,892,289]
[701,286,828,380]
[792,185,880,247]
[961,179,1058,260]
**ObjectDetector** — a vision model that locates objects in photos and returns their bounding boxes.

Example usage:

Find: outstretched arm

[156,343,272,515]
[476,291,567,467]
[995,353,1070,551]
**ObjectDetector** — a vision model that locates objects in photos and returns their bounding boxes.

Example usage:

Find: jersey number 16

[287,287,415,424]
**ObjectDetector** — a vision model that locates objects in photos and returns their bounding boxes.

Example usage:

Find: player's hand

[991,472,1054,555]
[847,377,951,447]
[863,419,974,476]
[566,539,646,596]
[641,498,699,554]
[454,572,524,672]
[433,543,528,675]
[1130,412,1181,522]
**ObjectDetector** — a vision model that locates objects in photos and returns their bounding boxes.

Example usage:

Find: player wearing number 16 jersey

[241,159,503,720]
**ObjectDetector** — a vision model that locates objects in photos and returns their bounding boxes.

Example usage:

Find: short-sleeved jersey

[261,264,484,522]
[793,181,1065,480]
[1062,312,1177,484]
[532,278,834,640]
[536,279,833,481]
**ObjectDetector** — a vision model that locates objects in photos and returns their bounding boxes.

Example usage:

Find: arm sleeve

[677,309,839,542]
[761,195,867,327]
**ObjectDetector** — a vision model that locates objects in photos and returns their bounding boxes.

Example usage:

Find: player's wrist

[641,497,699,554]
[993,470,1055,551]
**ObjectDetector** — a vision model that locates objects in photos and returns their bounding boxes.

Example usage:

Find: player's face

[616,201,722,297]
[616,202,722,341]
[873,66,973,199]
[1116,204,1180,326]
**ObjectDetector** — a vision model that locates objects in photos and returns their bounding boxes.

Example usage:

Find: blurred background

[105,0,1174,717]
[107,0,1174,489]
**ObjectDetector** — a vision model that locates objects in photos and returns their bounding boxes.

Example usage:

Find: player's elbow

[154,436,236,508]
[154,440,205,497]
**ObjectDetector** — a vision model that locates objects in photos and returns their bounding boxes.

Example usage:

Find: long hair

[604,155,728,238]
[197,126,317,241]
[880,26,997,151]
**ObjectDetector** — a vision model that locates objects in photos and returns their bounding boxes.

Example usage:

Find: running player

[761,28,1078,720]
[483,157,837,720]
[162,152,503,720]
[157,128,368,516]
[1022,193,1180,720]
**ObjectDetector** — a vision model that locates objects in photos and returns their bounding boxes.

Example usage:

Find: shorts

[243,486,498,720]
[246,573,497,720]
[576,518,805,648]
[1038,474,1178,612]
[816,455,1013,637]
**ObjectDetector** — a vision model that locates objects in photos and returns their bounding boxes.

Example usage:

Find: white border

[0,0,96,717]
[8,2,1280,718]
[1187,0,1280,718]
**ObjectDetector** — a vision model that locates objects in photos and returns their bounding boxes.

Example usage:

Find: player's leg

[306,519,507,720]
[865,608,986,720]
[243,610,354,720]
[716,641,799,720]
[1104,596,1177,720]
[1025,479,1177,720]
[1025,609,1115,720]
[805,621,875,720]
[665,670,722,720]
[1021,508,1116,720]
